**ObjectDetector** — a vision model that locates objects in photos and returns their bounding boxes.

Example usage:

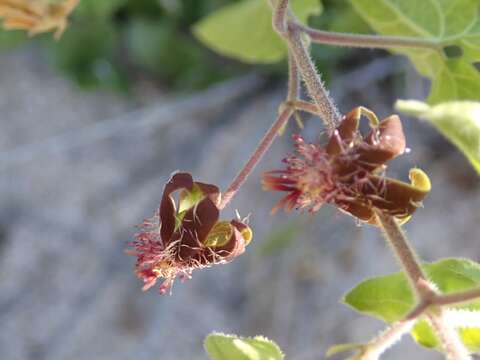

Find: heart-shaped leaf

[351,0,480,103]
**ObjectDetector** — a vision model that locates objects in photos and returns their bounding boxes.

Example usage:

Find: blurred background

[0,0,479,359]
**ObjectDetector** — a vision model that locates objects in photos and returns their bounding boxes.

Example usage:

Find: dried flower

[262,107,431,225]
[127,172,253,294]
[0,0,79,39]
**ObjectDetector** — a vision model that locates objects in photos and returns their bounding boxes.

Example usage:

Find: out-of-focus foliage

[193,0,322,63]
[205,333,284,360]
[0,0,247,91]
[396,100,480,175]
[0,0,370,92]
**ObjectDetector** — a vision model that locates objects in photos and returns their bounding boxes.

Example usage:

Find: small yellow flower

[0,0,79,39]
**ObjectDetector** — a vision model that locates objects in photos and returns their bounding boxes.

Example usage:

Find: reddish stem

[219,107,293,209]
[292,22,441,51]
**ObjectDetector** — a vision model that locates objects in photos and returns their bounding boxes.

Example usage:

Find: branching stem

[434,287,480,307]
[285,26,340,132]
[218,1,480,359]
[374,209,471,360]
[292,23,441,52]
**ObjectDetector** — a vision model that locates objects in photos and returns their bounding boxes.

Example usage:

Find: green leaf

[344,258,480,351]
[350,0,480,103]
[205,333,284,360]
[127,18,228,90]
[395,99,480,175]
[46,21,127,91]
[326,342,363,358]
[193,0,322,63]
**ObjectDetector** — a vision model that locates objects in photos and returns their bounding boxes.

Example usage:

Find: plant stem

[374,210,427,295]
[427,310,471,360]
[272,0,289,35]
[292,23,441,51]
[287,51,300,101]
[218,107,293,209]
[358,319,416,360]
[285,25,340,133]
[374,210,472,359]
[269,0,341,132]
[286,100,319,115]
[434,287,480,307]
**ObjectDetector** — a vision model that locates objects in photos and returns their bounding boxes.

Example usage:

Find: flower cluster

[0,0,79,39]
[262,107,431,225]
[127,172,252,294]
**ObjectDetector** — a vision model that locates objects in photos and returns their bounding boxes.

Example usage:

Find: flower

[0,0,79,39]
[127,172,253,294]
[262,107,431,225]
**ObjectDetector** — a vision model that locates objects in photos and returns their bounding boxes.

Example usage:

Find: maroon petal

[357,115,406,171]
[366,175,428,220]
[326,107,361,155]
[196,182,221,205]
[175,197,219,261]
[160,172,195,244]
[335,199,375,223]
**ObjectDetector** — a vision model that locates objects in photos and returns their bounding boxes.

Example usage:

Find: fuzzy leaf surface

[351,0,480,103]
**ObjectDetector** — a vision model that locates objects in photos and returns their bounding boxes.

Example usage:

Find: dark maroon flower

[262,107,431,225]
[127,172,252,294]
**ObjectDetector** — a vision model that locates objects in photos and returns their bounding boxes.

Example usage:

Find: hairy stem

[427,310,471,360]
[270,0,341,132]
[292,23,441,51]
[272,0,289,35]
[434,287,480,307]
[287,51,300,101]
[358,319,416,360]
[374,210,427,295]
[286,100,319,115]
[374,210,472,359]
[219,107,293,209]
[285,25,340,132]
